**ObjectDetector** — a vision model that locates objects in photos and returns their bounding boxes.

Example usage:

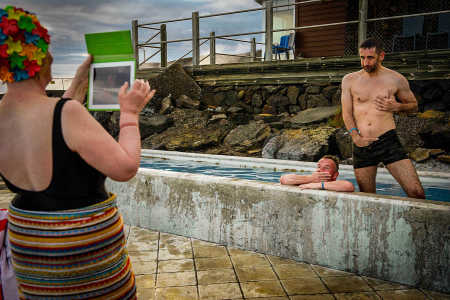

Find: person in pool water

[280,155,354,192]
[0,5,155,299]
[341,38,425,199]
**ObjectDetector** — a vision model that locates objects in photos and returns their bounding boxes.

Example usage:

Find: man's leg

[386,159,425,199]
[354,166,378,193]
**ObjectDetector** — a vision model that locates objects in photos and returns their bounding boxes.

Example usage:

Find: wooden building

[255,0,450,58]
[294,0,348,57]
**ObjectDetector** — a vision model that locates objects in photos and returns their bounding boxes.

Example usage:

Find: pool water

[140,158,450,202]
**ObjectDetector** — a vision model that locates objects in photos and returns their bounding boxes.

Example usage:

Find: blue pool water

[141,158,450,202]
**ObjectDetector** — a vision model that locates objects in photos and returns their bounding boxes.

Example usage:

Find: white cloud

[52,64,82,78]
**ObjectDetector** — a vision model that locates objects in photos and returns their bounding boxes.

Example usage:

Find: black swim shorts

[352,129,408,169]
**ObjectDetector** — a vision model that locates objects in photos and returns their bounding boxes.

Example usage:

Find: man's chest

[351,78,397,103]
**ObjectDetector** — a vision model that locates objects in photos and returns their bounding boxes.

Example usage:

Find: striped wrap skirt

[7,194,136,300]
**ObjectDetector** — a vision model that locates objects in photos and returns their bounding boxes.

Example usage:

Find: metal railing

[133,7,267,68]
[132,0,450,68]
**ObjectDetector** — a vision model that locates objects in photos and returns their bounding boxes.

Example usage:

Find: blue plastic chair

[272,32,295,60]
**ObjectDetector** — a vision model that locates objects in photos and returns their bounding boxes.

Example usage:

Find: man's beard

[363,60,379,73]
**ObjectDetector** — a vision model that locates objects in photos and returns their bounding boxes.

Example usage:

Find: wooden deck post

[251,37,257,62]
[132,20,139,66]
[358,0,368,47]
[210,32,216,65]
[265,0,273,61]
[160,24,167,68]
[192,11,200,66]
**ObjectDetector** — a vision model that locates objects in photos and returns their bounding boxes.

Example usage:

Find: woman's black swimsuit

[0,98,108,211]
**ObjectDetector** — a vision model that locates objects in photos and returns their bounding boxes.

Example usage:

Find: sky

[5,0,264,78]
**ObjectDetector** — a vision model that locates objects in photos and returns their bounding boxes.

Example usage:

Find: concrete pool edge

[107,167,450,293]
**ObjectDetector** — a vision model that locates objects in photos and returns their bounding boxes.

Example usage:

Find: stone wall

[201,80,449,121]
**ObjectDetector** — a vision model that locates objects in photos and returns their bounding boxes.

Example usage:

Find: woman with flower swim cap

[0,5,155,299]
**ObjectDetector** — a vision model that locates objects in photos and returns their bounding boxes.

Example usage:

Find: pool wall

[107,166,450,293]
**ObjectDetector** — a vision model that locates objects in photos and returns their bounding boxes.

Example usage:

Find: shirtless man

[280,155,354,192]
[341,38,425,199]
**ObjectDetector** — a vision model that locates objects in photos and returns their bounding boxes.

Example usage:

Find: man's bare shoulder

[381,66,406,82]
[342,70,363,85]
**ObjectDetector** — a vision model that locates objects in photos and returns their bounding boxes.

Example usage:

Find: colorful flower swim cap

[0,5,50,83]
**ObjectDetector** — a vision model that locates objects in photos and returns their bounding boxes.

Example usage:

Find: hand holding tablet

[85,30,136,111]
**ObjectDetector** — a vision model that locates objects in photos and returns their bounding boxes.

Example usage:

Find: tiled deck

[126,226,450,300]
[0,181,449,300]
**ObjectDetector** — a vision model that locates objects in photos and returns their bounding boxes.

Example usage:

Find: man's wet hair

[321,155,340,171]
[359,38,384,54]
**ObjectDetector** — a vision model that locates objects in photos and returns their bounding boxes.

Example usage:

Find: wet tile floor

[1,181,449,300]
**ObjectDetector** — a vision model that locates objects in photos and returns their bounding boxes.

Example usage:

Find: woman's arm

[62,80,155,181]
[63,55,92,103]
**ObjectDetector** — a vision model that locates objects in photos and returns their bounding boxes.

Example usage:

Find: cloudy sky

[7,0,264,78]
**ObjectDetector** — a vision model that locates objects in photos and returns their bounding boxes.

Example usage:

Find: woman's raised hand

[74,55,93,82]
[118,79,156,115]
[63,55,93,103]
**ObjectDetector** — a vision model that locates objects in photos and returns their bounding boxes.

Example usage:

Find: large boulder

[262,135,283,158]
[423,93,449,111]
[159,94,173,115]
[271,126,338,161]
[223,90,238,106]
[289,105,301,114]
[306,94,330,108]
[419,82,447,111]
[142,107,233,151]
[139,115,173,139]
[223,121,271,152]
[305,85,321,94]
[251,93,264,108]
[419,126,450,152]
[422,84,444,104]
[201,91,218,107]
[409,148,432,162]
[321,85,339,100]
[289,106,340,128]
[227,106,244,114]
[92,111,120,138]
[437,155,450,164]
[169,108,210,129]
[176,95,200,109]
[395,111,449,153]
[395,113,427,152]
[298,94,307,110]
[142,123,230,151]
[334,127,353,159]
[264,85,281,94]
[331,88,342,106]
[208,114,227,123]
[147,63,202,109]
[267,95,290,111]
[287,86,300,105]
